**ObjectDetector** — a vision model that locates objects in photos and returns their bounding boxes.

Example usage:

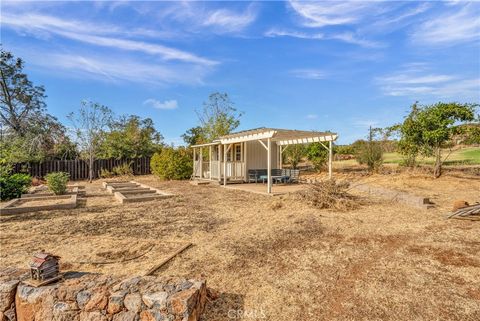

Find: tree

[196,92,242,141]
[285,144,306,169]
[0,47,47,135]
[150,147,192,180]
[0,48,72,163]
[393,102,477,178]
[306,143,329,171]
[98,115,163,159]
[354,126,383,172]
[182,126,206,146]
[68,101,113,182]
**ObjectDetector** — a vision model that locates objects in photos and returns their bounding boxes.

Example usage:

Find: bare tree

[68,101,113,182]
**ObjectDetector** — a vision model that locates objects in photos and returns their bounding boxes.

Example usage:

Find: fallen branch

[145,242,192,276]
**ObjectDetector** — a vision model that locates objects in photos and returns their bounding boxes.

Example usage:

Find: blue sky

[1,0,479,144]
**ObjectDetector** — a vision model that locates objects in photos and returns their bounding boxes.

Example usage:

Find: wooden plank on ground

[145,243,192,276]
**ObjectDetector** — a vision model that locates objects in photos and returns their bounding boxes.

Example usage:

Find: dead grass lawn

[0,172,479,321]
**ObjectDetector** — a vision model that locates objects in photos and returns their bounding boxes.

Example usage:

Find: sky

[1,0,479,145]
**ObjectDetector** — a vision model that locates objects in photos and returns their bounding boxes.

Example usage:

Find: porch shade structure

[191,128,338,194]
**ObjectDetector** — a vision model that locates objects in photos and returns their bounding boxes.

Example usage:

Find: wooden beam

[199,147,203,179]
[328,140,333,179]
[193,148,196,177]
[218,145,222,182]
[209,145,212,180]
[258,139,268,150]
[267,138,272,194]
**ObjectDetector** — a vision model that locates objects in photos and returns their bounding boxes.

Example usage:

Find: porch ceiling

[217,127,338,145]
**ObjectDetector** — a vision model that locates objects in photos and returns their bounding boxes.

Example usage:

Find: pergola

[192,128,338,194]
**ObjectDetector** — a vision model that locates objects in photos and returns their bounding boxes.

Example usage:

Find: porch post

[267,138,272,194]
[243,142,248,182]
[209,146,212,180]
[218,145,222,182]
[223,144,227,186]
[328,140,333,179]
[199,147,203,179]
[193,147,196,177]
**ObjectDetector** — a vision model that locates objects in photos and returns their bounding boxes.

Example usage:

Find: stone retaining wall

[0,269,206,321]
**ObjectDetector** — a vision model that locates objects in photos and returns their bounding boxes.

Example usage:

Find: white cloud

[143,99,178,110]
[376,66,480,99]
[265,28,382,48]
[203,4,257,32]
[290,69,327,80]
[306,114,318,119]
[411,4,480,45]
[1,13,217,66]
[288,0,384,28]
[28,52,209,86]
[353,120,379,128]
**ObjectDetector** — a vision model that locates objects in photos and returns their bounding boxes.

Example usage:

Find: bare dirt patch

[1,173,479,321]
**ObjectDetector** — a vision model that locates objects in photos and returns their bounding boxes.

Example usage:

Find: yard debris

[145,242,192,276]
[447,203,480,219]
[294,179,359,211]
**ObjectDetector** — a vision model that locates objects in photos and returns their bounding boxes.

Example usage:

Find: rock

[124,293,143,313]
[3,270,205,321]
[107,291,126,314]
[452,200,469,211]
[139,310,169,321]
[76,291,91,309]
[142,292,168,309]
[112,311,137,321]
[84,290,108,311]
[79,311,107,321]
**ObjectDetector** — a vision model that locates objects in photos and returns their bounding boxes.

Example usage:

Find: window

[235,144,242,161]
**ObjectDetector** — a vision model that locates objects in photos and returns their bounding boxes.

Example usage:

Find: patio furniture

[248,169,267,183]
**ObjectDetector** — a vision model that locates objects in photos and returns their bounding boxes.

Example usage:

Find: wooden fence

[12,157,151,180]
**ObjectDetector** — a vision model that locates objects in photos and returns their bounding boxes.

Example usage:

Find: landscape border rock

[0,268,206,321]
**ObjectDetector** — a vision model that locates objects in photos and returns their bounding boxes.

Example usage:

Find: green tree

[150,146,192,180]
[98,115,163,159]
[0,47,73,162]
[285,144,306,169]
[393,102,477,177]
[197,92,242,141]
[182,126,206,146]
[354,126,383,172]
[68,100,113,182]
[306,143,329,171]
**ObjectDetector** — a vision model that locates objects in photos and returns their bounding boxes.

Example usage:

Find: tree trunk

[433,147,442,178]
[89,153,94,183]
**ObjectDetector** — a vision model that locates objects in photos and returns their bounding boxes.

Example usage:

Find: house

[30,252,60,281]
[191,127,338,193]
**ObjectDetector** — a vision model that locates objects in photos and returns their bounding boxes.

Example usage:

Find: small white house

[191,127,338,193]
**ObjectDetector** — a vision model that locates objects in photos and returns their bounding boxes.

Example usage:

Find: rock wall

[0,269,206,321]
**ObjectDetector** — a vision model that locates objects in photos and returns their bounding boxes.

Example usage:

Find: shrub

[354,139,383,171]
[45,172,70,195]
[150,147,192,180]
[99,168,114,178]
[306,143,329,172]
[0,171,32,201]
[112,162,133,176]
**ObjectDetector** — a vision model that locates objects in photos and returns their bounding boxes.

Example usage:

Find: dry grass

[294,179,360,211]
[1,172,479,321]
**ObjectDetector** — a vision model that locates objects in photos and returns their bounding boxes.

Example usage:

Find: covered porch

[191,128,338,194]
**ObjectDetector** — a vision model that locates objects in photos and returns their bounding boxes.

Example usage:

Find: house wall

[246,140,278,171]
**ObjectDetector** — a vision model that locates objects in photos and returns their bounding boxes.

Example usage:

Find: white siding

[245,140,278,171]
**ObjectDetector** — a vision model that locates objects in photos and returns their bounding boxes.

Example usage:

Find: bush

[0,171,32,201]
[112,162,133,176]
[295,179,359,211]
[150,147,192,180]
[306,143,329,172]
[353,139,383,172]
[99,168,114,178]
[45,172,70,195]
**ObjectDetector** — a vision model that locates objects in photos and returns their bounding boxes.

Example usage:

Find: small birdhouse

[29,252,60,281]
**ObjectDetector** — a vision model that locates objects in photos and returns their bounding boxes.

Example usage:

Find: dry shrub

[295,179,359,211]
[269,200,283,210]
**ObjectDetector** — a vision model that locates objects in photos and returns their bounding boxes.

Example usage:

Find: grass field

[335,147,480,168]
